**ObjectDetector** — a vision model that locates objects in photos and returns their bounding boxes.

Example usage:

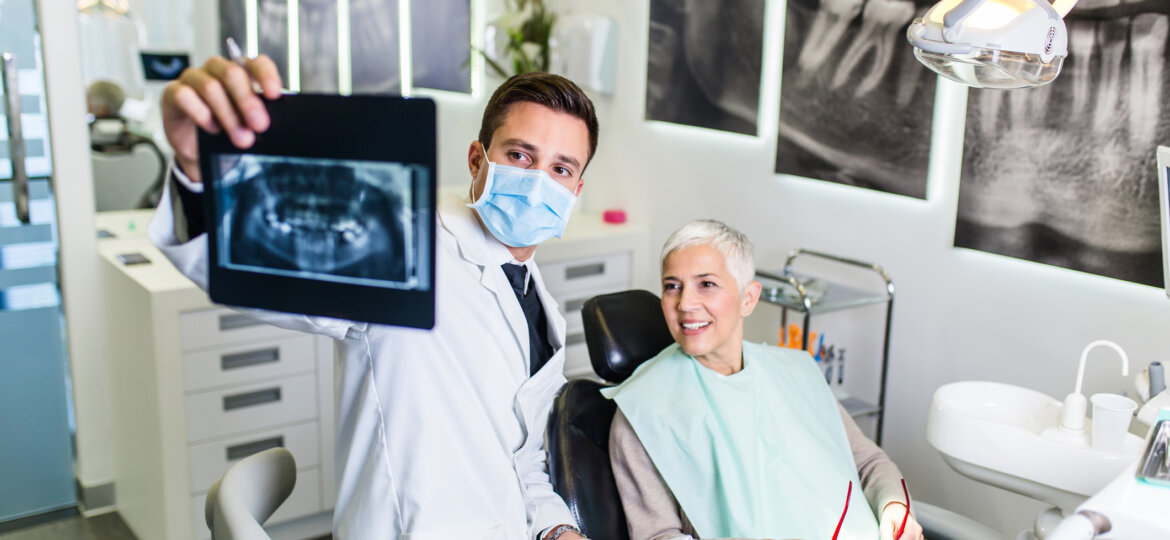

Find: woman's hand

[160,54,283,183]
[879,501,923,540]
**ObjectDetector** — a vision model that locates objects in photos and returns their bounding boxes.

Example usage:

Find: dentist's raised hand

[160,54,283,183]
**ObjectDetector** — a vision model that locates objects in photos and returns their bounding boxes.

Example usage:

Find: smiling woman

[600,219,925,540]
[658,220,761,375]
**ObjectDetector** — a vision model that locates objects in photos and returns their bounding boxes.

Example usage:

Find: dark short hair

[478,72,599,168]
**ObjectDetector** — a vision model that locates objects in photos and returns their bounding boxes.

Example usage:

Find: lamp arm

[1050,0,1078,17]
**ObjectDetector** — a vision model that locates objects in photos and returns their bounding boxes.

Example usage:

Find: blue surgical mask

[468,146,577,247]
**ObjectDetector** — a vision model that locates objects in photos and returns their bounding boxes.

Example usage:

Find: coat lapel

[437,194,530,369]
[481,265,531,366]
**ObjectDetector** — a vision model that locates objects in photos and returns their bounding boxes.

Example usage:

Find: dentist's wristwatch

[547,524,586,540]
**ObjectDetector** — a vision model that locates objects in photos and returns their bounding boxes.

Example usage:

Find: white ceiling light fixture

[907,0,1078,89]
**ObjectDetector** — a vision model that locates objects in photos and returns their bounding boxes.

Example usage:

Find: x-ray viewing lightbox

[200,94,436,329]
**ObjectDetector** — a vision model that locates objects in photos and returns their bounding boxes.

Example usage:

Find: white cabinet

[98,239,334,540]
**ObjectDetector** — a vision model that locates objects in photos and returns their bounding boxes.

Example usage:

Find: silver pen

[225,36,245,65]
[225,36,268,94]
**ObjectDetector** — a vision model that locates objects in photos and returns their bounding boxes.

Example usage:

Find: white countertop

[98,238,205,295]
[95,209,157,241]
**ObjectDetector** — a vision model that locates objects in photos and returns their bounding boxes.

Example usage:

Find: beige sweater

[609,404,906,540]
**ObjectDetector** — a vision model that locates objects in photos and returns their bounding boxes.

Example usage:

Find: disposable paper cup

[1090,393,1137,452]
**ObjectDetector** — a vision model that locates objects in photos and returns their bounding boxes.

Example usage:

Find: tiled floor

[0,512,135,540]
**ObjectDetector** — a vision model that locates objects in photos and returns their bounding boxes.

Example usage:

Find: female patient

[603,220,924,540]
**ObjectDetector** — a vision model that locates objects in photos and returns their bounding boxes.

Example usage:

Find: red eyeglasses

[830,478,910,540]
[830,481,852,540]
[896,478,911,539]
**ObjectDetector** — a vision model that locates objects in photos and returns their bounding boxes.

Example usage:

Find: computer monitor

[200,94,436,329]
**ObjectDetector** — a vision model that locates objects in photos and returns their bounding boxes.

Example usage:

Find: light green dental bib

[602,342,880,540]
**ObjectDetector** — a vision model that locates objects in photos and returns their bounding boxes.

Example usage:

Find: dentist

[151,54,594,540]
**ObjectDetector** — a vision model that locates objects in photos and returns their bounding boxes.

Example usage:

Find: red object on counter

[603,209,627,224]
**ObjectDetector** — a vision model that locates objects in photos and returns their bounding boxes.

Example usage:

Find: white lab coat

[149,181,576,539]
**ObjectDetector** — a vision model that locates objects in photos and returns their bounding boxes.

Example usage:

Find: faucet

[1060,340,1130,432]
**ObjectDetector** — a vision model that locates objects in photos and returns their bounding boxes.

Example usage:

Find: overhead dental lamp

[907,0,1078,88]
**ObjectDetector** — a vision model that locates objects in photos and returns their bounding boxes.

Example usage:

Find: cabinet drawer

[188,421,321,494]
[180,308,297,352]
[540,252,630,296]
[191,467,322,540]
[183,335,316,392]
[185,374,318,442]
[559,293,592,335]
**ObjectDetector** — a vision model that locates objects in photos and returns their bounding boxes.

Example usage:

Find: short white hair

[660,219,755,292]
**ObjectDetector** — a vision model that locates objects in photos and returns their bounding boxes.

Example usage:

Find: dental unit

[907,0,1078,88]
[925,340,1170,538]
[1048,408,1170,539]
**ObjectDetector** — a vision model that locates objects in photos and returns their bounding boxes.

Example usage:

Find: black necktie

[501,263,554,376]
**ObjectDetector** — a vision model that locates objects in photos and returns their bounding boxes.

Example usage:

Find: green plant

[482,0,557,77]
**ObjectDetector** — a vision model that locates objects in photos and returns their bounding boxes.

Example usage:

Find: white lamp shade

[907,0,1076,89]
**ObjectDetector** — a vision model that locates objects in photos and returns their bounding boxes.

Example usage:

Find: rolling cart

[756,249,895,444]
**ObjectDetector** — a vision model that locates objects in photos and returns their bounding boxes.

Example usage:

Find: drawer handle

[223,387,282,411]
[564,297,587,313]
[565,262,605,280]
[219,312,265,331]
[226,436,285,461]
[221,347,280,371]
[566,332,586,347]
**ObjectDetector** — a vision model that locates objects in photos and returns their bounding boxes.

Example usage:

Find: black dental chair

[546,290,674,539]
[546,291,996,540]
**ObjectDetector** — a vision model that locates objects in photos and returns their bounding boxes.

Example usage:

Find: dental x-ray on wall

[411,0,471,93]
[220,0,471,94]
[775,0,937,199]
[645,0,766,136]
[956,3,1170,287]
[200,94,436,329]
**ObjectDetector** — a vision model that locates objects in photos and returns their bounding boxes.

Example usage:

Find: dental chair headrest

[582,290,675,384]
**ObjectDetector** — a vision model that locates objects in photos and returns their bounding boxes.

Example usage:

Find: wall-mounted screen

[139,52,190,81]
[199,94,436,328]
